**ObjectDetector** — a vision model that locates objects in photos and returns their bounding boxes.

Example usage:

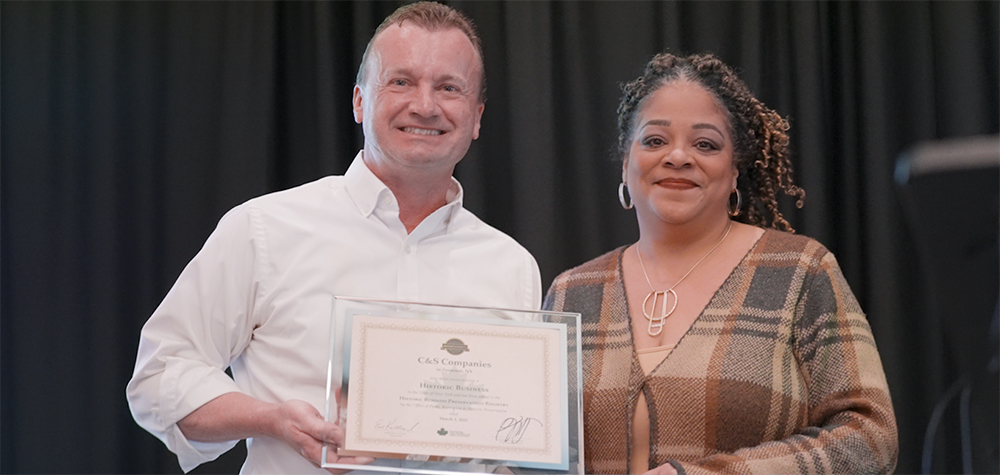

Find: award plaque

[322,296,583,474]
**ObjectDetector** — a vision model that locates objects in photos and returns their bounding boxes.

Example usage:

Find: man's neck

[362,152,456,234]
[390,177,454,234]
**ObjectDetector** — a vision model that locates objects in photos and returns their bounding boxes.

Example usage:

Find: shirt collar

[344,150,465,230]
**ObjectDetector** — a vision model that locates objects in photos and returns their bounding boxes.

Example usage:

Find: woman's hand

[643,461,679,475]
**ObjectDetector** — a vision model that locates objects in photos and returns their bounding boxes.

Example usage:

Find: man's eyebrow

[436,73,466,84]
[379,69,469,85]
[381,66,412,76]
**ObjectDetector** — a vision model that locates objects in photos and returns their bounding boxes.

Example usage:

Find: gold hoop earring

[727,189,742,217]
[618,182,634,210]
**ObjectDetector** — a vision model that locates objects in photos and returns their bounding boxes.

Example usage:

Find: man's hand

[270,399,374,472]
[178,392,373,473]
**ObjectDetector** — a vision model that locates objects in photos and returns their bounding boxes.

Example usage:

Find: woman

[544,53,898,475]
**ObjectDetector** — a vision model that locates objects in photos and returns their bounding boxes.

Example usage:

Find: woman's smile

[655,177,698,189]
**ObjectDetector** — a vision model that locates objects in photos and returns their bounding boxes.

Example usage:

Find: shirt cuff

[160,359,244,471]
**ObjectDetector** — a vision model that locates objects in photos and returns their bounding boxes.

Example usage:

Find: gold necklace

[635,220,733,336]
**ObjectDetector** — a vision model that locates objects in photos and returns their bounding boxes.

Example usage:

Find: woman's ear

[731,159,739,189]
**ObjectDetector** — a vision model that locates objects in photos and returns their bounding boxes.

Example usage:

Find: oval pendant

[642,289,677,336]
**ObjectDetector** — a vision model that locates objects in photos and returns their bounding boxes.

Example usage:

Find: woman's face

[623,80,738,228]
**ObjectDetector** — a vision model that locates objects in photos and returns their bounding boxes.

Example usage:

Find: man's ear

[352,85,364,124]
[471,103,485,140]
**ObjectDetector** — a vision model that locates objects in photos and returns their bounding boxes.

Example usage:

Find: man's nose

[409,85,440,117]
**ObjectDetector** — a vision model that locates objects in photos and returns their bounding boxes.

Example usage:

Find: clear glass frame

[322,296,584,474]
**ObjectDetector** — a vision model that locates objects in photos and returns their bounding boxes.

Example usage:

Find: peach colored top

[629,344,675,474]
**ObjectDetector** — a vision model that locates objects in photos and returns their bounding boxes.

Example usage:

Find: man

[126,3,542,473]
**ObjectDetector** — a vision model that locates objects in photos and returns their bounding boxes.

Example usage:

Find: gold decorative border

[346,314,561,463]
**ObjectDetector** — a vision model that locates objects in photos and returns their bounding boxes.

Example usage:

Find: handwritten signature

[495,416,541,444]
[375,419,419,433]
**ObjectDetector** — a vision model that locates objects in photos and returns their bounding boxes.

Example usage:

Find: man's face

[353,23,484,179]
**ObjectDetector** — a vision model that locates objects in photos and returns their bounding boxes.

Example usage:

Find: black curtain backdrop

[2,1,997,473]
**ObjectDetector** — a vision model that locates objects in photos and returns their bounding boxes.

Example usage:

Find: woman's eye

[695,140,719,151]
[642,137,665,147]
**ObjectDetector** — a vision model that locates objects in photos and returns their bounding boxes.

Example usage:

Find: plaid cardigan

[543,230,898,474]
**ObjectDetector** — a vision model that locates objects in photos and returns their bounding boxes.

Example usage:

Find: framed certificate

[322,296,583,474]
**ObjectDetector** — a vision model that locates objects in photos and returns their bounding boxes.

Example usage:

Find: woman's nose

[662,146,692,167]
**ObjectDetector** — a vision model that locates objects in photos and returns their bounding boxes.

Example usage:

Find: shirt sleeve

[126,205,262,472]
[679,250,899,475]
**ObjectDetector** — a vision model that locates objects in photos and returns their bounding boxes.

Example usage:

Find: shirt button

[404,245,412,254]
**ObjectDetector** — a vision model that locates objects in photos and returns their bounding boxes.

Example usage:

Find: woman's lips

[656,178,698,189]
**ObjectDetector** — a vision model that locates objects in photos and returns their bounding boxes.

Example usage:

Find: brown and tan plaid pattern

[544,230,898,474]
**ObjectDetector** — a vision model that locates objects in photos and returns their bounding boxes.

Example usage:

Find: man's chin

[385,154,463,172]
[392,147,465,167]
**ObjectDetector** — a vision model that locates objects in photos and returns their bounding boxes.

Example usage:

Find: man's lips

[655,178,698,189]
[400,126,444,136]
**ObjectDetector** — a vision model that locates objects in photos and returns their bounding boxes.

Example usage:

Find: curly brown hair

[617,53,805,231]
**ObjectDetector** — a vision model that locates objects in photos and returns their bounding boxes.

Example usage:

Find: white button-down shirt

[126,152,542,473]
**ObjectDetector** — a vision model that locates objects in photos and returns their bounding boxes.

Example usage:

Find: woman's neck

[636,215,734,257]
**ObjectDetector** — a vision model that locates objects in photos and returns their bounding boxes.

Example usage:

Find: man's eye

[391,79,408,86]
[442,85,458,92]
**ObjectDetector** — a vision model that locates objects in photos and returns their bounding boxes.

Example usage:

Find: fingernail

[358,457,375,464]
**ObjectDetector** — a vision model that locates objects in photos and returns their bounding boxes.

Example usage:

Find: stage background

[2,1,997,473]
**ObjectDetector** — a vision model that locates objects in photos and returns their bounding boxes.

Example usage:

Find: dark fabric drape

[2,1,997,473]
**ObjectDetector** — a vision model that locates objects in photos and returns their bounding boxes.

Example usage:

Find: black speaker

[896,135,999,474]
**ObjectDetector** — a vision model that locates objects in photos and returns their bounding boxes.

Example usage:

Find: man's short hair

[355,1,486,103]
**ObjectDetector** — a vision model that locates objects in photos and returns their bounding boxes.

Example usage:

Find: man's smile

[401,126,443,136]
